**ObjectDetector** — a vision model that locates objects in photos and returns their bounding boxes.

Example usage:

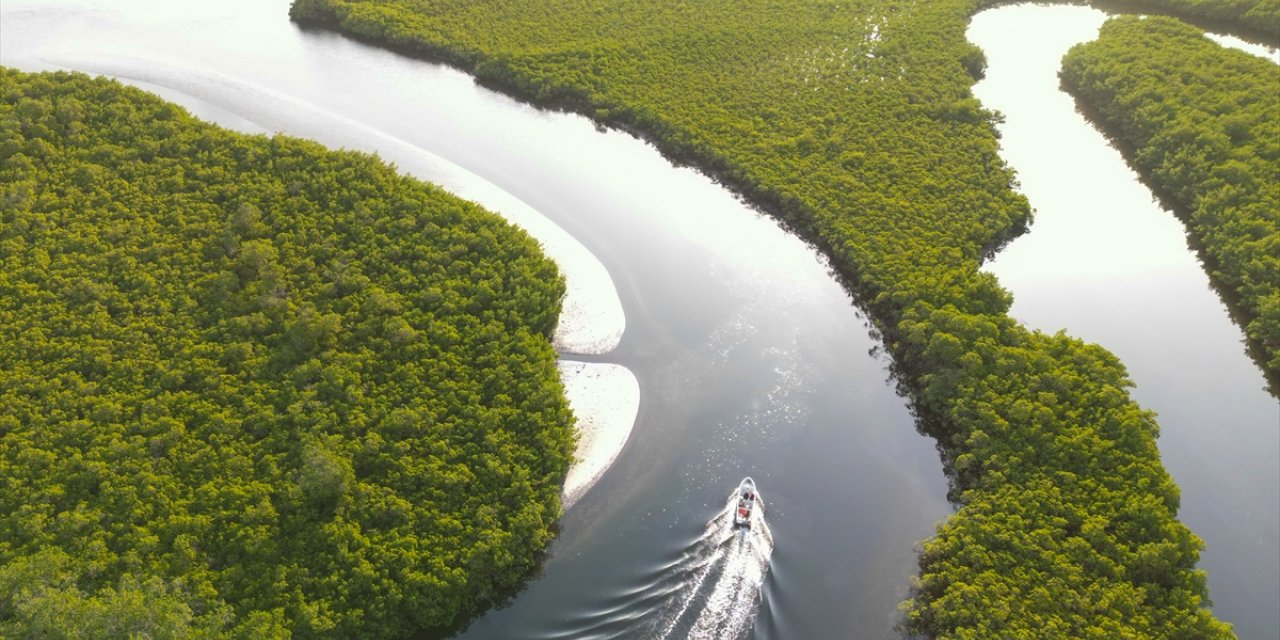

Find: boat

[733,477,758,528]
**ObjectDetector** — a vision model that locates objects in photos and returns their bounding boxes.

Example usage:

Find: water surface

[972,6,1280,638]
[1,1,951,638]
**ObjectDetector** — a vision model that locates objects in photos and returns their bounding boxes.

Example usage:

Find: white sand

[558,361,641,510]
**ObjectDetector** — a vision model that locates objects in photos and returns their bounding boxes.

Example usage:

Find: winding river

[2,1,953,638]
[972,6,1279,639]
[2,1,1276,638]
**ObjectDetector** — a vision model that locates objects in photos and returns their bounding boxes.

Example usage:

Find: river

[1,1,952,638]
[971,6,1279,639]
[3,0,1275,638]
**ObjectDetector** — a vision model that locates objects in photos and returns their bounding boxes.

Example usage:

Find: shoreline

[557,361,642,510]
[36,50,628,356]
[13,49,639,510]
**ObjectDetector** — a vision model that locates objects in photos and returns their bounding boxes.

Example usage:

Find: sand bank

[557,361,641,510]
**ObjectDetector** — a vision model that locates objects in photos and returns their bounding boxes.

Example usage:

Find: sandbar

[557,361,641,510]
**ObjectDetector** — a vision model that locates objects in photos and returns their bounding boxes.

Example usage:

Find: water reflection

[1,1,951,638]
[971,6,1280,638]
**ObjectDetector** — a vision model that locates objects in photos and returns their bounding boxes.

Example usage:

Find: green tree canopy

[1062,15,1280,389]
[286,1,1234,636]
[0,67,575,638]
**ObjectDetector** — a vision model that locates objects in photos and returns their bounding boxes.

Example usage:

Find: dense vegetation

[0,67,575,638]
[1097,0,1280,40]
[288,0,1237,637]
[1061,16,1279,391]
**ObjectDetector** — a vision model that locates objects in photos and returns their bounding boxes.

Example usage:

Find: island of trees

[0,67,575,638]
[286,0,1268,637]
[1061,15,1280,392]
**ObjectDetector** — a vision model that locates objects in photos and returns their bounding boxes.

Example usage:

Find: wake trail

[522,489,774,639]
[659,491,774,640]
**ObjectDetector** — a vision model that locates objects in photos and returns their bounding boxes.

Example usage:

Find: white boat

[733,477,758,528]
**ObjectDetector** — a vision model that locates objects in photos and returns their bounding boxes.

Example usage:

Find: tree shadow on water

[411,522,560,640]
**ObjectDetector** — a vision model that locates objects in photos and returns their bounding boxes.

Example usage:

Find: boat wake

[540,490,773,639]
[656,490,774,639]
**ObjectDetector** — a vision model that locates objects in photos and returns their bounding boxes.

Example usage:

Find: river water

[4,1,1275,637]
[972,6,1279,639]
[1,1,952,638]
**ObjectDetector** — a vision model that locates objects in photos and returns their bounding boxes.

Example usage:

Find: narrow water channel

[1,1,952,638]
[9,0,1271,636]
[971,6,1280,639]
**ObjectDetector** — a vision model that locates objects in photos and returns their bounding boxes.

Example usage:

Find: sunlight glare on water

[1,2,953,637]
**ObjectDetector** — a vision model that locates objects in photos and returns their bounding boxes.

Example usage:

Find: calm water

[972,6,1280,639]
[6,1,1274,637]
[1,1,951,638]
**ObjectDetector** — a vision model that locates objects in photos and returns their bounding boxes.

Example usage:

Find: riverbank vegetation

[1061,16,1279,391]
[1096,0,1280,40]
[0,67,575,638]
[287,0,1236,636]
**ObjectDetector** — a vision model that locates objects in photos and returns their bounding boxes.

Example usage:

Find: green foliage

[1061,16,1280,388]
[0,549,230,640]
[0,67,575,638]
[286,1,1235,637]
[896,310,1231,638]
[1095,0,1280,39]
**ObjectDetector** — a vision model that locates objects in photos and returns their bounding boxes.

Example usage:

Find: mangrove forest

[1061,15,1280,392]
[0,67,575,638]
[286,0,1271,636]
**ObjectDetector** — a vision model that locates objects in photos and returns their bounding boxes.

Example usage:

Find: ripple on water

[659,491,775,640]
[531,489,774,639]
